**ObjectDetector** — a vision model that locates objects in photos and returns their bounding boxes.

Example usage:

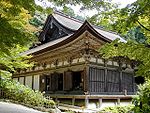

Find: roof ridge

[53,10,84,24]
[53,10,120,35]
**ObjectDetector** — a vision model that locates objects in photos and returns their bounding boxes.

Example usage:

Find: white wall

[33,75,40,90]
[19,77,24,85]
[25,76,32,88]
[13,78,18,82]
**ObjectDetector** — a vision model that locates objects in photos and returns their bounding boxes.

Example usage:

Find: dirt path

[0,102,48,113]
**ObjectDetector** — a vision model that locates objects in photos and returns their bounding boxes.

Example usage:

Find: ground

[0,102,48,113]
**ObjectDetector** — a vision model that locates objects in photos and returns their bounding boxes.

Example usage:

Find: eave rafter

[31,30,105,64]
[31,20,110,56]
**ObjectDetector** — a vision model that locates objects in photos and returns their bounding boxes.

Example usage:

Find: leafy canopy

[99,1,150,112]
[100,39,150,77]
[88,0,150,42]
[0,0,37,53]
[49,0,117,11]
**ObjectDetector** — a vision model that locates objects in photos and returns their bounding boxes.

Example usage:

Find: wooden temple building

[13,11,137,108]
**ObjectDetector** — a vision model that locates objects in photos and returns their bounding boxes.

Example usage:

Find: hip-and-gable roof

[23,11,125,55]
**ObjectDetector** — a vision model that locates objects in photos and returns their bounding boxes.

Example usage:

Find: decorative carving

[67,57,73,65]
[54,59,59,66]
[42,63,47,69]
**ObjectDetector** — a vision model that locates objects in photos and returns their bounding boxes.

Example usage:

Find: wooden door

[51,73,58,91]
[40,75,46,92]
[64,71,73,91]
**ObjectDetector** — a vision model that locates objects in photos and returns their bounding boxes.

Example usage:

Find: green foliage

[87,9,120,31]
[133,79,150,113]
[100,39,150,77]
[0,45,54,109]
[0,45,33,78]
[60,6,85,21]
[87,0,150,41]
[101,105,134,113]
[124,26,146,44]
[29,11,47,29]
[110,0,150,38]
[0,77,55,108]
[49,0,116,11]
[0,0,36,53]
[62,6,75,17]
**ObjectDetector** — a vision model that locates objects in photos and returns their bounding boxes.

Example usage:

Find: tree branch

[137,20,150,31]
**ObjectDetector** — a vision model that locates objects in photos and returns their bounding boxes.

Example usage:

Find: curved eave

[31,21,112,55]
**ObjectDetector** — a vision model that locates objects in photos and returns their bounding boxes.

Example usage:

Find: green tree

[97,2,150,112]
[62,6,75,17]
[0,0,36,53]
[87,0,150,39]
[60,6,85,21]
[0,0,119,110]
[49,0,116,11]
[124,26,147,44]
[110,0,150,39]
[29,11,47,29]
[0,0,117,54]
[0,45,33,78]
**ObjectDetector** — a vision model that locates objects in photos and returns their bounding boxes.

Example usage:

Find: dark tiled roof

[53,11,125,42]
[22,11,125,55]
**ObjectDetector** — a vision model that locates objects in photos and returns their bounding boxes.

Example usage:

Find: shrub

[0,77,55,108]
[101,105,134,113]
[133,79,150,113]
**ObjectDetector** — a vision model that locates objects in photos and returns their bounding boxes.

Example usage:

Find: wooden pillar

[55,97,58,102]
[18,77,20,83]
[72,97,75,105]
[63,72,65,91]
[104,59,108,92]
[117,98,120,105]
[84,66,89,92]
[119,71,123,92]
[85,96,89,108]
[40,75,46,92]
[32,75,34,89]
[132,73,135,93]
[119,62,123,92]
[98,98,102,108]
[24,76,25,85]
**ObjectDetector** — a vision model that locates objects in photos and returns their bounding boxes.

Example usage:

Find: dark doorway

[45,75,51,91]
[45,73,63,92]
[72,71,83,90]
[58,73,63,91]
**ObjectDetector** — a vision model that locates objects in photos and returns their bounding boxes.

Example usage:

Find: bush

[0,77,55,108]
[101,105,134,113]
[100,79,150,113]
[133,79,150,113]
